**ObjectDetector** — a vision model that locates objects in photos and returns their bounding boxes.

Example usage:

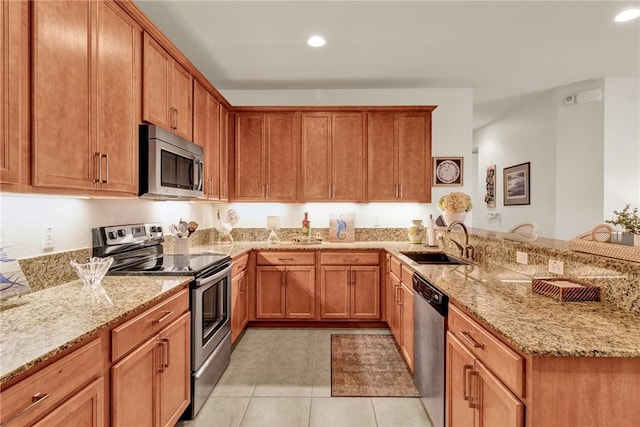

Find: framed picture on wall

[503,162,530,206]
[433,157,464,186]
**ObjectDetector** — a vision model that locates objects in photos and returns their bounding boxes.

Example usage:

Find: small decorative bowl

[70,257,113,287]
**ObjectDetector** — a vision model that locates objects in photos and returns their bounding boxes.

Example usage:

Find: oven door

[191,264,231,369]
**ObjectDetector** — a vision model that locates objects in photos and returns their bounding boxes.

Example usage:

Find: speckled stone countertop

[0,276,190,384]
[193,241,640,358]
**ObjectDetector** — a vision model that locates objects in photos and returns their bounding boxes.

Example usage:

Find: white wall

[1,88,473,259]
[473,91,557,237]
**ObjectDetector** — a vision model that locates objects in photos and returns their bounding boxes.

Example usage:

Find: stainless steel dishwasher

[413,273,448,427]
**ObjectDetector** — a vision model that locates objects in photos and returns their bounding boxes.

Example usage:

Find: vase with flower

[606,205,640,246]
[437,191,473,226]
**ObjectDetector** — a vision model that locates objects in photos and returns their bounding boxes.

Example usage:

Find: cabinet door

[231,270,248,343]
[142,33,171,130]
[319,266,350,319]
[95,0,140,194]
[32,0,94,190]
[367,113,397,201]
[32,378,104,427]
[446,332,476,427]
[0,0,29,188]
[237,271,249,331]
[265,113,298,201]
[397,112,431,202]
[219,104,229,201]
[285,266,315,319]
[256,266,286,319]
[400,283,414,371]
[301,112,331,201]
[170,61,193,140]
[350,266,380,319]
[235,113,265,200]
[475,361,524,427]
[332,113,364,201]
[111,336,158,427]
[387,271,401,343]
[158,313,190,427]
[192,81,207,148]
[205,94,221,199]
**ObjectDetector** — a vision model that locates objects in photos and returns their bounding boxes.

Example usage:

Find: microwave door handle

[197,160,203,191]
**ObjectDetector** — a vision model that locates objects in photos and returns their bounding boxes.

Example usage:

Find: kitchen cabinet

[111,290,190,427]
[301,112,365,201]
[143,32,193,140]
[0,0,29,191]
[31,0,140,194]
[386,255,414,370]
[193,81,222,199]
[447,304,524,427]
[231,253,249,343]
[319,252,380,319]
[255,252,315,319]
[0,339,104,426]
[219,104,230,201]
[367,111,432,202]
[234,112,299,201]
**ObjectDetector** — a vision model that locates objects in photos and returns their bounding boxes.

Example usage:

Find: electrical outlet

[43,226,54,249]
[516,251,528,265]
[548,259,564,275]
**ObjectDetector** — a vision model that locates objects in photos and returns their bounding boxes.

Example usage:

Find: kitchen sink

[400,251,468,265]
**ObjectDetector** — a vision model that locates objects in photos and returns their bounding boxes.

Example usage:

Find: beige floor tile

[372,398,433,427]
[253,365,314,397]
[187,397,250,427]
[240,397,311,427]
[266,347,316,369]
[311,369,331,397]
[230,345,271,368]
[313,348,331,370]
[309,397,377,427]
[209,366,262,397]
[273,329,319,348]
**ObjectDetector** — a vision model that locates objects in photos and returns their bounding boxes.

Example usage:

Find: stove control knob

[150,226,157,233]
[108,231,117,240]
[117,229,126,238]
[156,226,162,233]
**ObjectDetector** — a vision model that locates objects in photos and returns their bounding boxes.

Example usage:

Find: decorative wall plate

[433,157,464,186]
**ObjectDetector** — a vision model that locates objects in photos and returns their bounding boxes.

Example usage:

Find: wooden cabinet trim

[320,251,380,266]
[256,251,315,266]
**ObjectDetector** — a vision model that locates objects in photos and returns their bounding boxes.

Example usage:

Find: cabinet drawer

[0,339,102,426]
[401,264,414,284]
[320,252,380,265]
[112,289,189,361]
[232,253,249,277]
[389,256,402,278]
[449,304,525,398]
[256,251,315,265]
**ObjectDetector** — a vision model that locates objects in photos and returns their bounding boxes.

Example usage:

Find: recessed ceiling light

[307,36,326,47]
[614,8,640,22]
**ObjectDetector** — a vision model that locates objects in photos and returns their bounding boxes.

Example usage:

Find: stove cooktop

[109,253,231,276]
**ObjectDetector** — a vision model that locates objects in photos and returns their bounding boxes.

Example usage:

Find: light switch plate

[516,251,528,265]
[548,259,564,275]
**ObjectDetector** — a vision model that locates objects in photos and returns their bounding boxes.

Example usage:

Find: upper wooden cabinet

[0,0,29,191]
[234,112,299,201]
[193,81,221,199]
[31,0,141,195]
[301,112,365,202]
[219,104,230,201]
[143,33,193,140]
[368,111,432,202]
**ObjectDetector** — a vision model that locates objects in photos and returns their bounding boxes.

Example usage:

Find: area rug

[331,334,420,397]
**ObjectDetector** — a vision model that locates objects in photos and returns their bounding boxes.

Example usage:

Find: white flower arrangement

[437,192,473,213]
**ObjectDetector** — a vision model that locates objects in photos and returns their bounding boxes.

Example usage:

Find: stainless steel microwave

[139,124,204,200]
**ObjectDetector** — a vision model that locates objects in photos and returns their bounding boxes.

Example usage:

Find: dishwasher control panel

[412,273,448,316]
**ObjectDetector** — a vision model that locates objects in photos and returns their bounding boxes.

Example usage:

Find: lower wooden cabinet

[32,378,104,427]
[256,266,315,319]
[320,265,380,319]
[231,269,249,342]
[386,255,414,370]
[111,312,190,427]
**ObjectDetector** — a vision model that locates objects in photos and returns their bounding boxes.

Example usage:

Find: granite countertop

[0,276,190,385]
[194,241,640,358]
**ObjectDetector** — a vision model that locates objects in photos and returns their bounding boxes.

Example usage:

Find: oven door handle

[194,264,232,289]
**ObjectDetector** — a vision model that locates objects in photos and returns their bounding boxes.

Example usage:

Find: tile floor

[177,328,434,427]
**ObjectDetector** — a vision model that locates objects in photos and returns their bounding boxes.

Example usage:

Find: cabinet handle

[394,184,398,198]
[463,364,473,402]
[469,369,479,409]
[174,108,179,130]
[93,152,102,183]
[399,184,403,198]
[343,258,358,263]
[278,258,294,262]
[161,337,171,368]
[332,184,336,199]
[328,184,332,198]
[461,330,485,349]
[1,393,50,427]
[169,108,174,129]
[393,285,399,303]
[395,286,401,304]
[102,154,109,184]
[152,311,173,324]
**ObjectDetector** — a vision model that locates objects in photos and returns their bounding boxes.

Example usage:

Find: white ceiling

[135,0,640,129]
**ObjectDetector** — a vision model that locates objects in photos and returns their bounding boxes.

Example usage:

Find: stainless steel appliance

[139,124,204,200]
[413,273,449,427]
[92,223,231,419]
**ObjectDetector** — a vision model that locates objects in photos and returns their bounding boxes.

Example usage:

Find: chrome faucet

[446,221,475,260]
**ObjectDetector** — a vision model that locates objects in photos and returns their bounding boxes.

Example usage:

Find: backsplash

[13,227,640,315]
